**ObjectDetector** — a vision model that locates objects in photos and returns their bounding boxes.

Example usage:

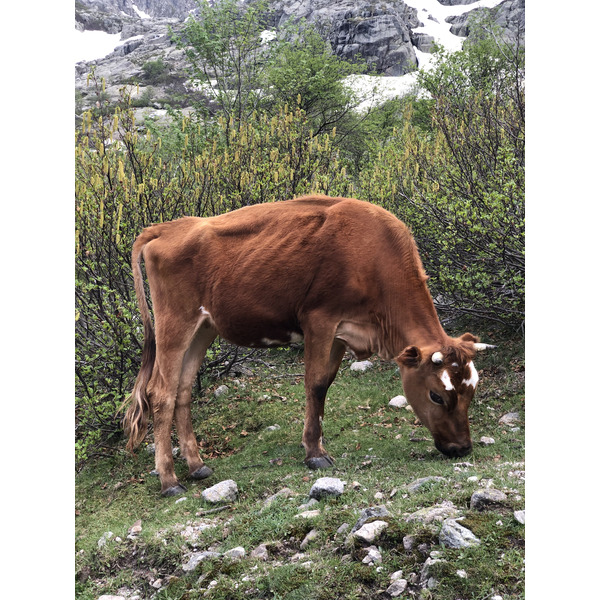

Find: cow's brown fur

[122,196,490,496]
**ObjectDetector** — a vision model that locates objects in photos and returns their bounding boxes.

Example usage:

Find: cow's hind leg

[175,323,217,481]
[149,355,188,497]
[302,324,346,470]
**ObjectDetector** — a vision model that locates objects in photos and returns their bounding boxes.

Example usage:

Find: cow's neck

[389,281,450,355]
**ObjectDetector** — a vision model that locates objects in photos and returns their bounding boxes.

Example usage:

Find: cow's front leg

[302,332,346,470]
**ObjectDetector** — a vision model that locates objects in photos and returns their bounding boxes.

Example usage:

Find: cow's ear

[459,332,479,344]
[398,345,422,368]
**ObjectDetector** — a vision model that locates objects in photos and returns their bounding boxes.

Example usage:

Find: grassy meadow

[75,334,524,600]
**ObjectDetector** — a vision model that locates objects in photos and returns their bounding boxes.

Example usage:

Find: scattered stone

[406,476,447,494]
[98,596,126,600]
[300,528,320,549]
[350,360,373,372]
[350,505,391,534]
[182,551,221,572]
[223,546,246,560]
[389,395,408,408]
[374,491,384,500]
[405,501,459,524]
[386,579,408,597]
[175,496,187,504]
[97,531,114,548]
[439,519,481,548]
[390,570,403,581]
[480,436,496,446]
[402,535,416,551]
[470,489,508,511]
[265,424,281,431]
[353,520,389,544]
[297,497,319,511]
[179,521,215,544]
[419,555,445,588]
[499,412,520,426]
[295,509,321,519]
[262,487,295,510]
[337,523,349,535]
[362,545,382,565]
[152,579,163,589]
[457,569,468,578]
[250,544,269,561]
[514,510,525,524]
[201,479,238,504]
[309,477,345,499]
[214,384,229,398]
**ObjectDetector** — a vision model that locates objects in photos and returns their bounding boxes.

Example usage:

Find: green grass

[75,335,524,599]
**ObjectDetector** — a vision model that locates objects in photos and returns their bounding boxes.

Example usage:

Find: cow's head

[395,333,494,458]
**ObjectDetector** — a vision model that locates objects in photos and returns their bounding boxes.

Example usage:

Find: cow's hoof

[162,483,187,497]
[190,465,213,480]
[306,455,334,470]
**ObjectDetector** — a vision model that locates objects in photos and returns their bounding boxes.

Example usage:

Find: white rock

[457,569,468,578]
[439,519,481,548]
[480,436,496,445]
[309,477,345,499]
[201,479,238,503]
[353,520,389,543]
[250,544,269,560]
[407,476,446,494]
[295,509,321,519]
[98,596,126,600]
[97,531,114,548]
[223,546,246,559]
[499,412,520,426]
[388,395,407,408]
[514,510,525,524]
[362,546,382,564]
[405,501,459,524]
[470,488,508,511]
[265,424,280,431]
[214,384,229,398]
[182,551,221,572]
[390,569,404,581]
[386,579,408,596]
[350,360,373,372]
[300,528,319,549]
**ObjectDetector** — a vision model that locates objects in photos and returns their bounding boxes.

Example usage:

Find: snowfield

[74,0,505,105]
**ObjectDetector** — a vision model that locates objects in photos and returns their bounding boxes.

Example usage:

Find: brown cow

[123,195,493,496]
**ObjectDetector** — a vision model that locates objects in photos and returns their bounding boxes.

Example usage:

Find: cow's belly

[335,320,388,360]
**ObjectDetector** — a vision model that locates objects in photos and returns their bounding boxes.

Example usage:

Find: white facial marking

[440,370,454,391]
[199,306,210,316]
[462,361,479,388]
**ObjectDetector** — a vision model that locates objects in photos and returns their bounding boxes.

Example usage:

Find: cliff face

[75,0,524,114]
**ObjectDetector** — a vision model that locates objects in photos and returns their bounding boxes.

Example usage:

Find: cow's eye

[430,391,444,405]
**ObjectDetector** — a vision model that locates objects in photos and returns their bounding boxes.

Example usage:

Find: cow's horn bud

[431,351,444,364]
[473,343,496,351]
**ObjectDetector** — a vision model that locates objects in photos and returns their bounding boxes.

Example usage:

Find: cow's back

[141,196,428,348]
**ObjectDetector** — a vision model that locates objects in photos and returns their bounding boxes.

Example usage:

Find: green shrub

[75,78,354,464]
[361,29,524,328]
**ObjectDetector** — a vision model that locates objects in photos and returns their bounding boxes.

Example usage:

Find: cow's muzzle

[435,440,473,458]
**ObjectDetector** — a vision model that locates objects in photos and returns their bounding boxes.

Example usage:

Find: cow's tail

[121,227,160,452]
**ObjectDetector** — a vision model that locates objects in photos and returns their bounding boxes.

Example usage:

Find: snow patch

[132,4,152,20]
[75,29,122,63]
[346,0,505,109]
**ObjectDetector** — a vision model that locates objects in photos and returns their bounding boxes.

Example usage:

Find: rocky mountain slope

[75,0,524,115]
